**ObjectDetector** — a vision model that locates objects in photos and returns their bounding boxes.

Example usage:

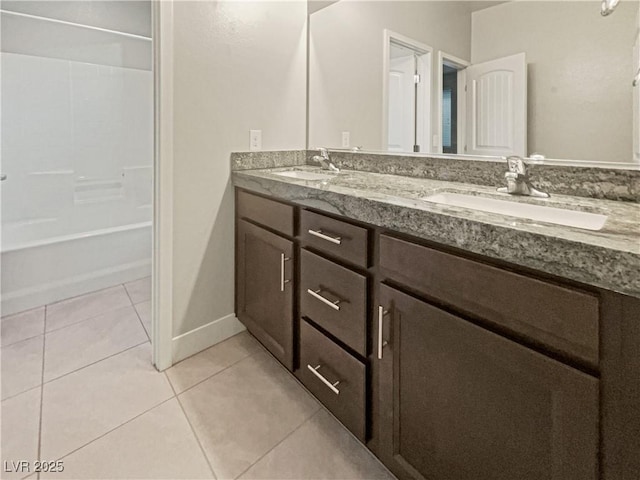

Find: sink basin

[421,192,608,231]
[272,170,336,181]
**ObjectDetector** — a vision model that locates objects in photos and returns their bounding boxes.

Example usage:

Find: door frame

[151,0,174,371]
[436,51,469,154]
[382,29,433,153]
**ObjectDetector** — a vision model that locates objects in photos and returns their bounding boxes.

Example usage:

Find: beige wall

[309,1,473,151]
[472,1,637,163]
[171,2,307,337]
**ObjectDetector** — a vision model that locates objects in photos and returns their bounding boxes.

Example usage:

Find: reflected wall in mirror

[309,1,640,165]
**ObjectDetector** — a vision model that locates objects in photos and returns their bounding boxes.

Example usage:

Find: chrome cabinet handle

[378,306,389,360]
[307,288,341,311]
[307,364,340,395]
[280,253,291,292]
[0,174,6,181]
[308,229,342,245]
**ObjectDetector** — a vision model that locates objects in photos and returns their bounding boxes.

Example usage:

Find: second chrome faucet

[497,156,549,198]
[312,148,340,173]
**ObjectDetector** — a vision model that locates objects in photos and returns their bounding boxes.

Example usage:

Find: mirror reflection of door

[386,35,432,154]
[465,52,527,157]
[442,65,459,154]
[438,53,469,155]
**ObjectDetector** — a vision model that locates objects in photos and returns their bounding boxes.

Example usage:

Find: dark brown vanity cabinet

[235,187,640,480]
[377,284,599,480]
[236,192,295,370]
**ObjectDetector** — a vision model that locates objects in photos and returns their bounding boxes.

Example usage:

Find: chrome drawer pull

[307,288,341,311]
[378,306,389,360]
[307,364,340,395]
[308,229,342,245]
[280,253,291,292]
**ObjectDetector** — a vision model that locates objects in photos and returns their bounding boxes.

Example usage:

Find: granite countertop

[232,165,640,298]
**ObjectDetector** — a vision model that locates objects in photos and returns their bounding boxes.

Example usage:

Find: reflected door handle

[0,174,6,181]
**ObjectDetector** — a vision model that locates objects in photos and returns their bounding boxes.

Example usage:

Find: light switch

[250,130,262,151]
[342,131,350,148]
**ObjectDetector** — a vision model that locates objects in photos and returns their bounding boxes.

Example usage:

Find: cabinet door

[237,219,294,370]
[377,284,598,480]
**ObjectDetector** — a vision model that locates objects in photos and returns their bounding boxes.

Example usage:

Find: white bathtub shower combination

[1,7,153,315]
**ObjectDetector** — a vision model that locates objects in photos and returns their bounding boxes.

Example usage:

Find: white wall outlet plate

[250,130,262,151]
[342,131,350,148]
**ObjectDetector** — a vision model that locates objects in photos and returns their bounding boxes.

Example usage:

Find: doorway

[0,1,159,367]
[436,52,469,155]
[383,31,432,154]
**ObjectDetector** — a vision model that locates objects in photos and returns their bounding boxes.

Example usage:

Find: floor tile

[2,336,44,400]
[45,286,131,332]
[240,409,395,480]
[124,277,151,305]
[166,331,261,394]
[179,350,319,479]
[41,343,173,461]
[41,399,213,480]
[1,307,45,347]
[134,300,151,338]
[43,306,148,382]
[1,388,42,480]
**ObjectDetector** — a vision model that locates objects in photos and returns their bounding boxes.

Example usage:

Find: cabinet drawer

[379,234,599,367]
[300,249,367,355]
[299,319,366,441]
[301,210,368,268]
[237,189,294,237]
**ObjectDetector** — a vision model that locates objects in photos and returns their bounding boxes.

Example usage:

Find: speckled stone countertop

[232,165,640,298]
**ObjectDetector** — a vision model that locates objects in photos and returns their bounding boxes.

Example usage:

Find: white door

[388,54,415,153]
[465,53,527,157]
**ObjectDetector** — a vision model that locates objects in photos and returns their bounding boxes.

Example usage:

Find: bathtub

[1,208,152,316]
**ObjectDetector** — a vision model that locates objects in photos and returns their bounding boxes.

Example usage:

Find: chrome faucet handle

[312,147,339,173]
[498,155,549,198]
[506,156,528,176]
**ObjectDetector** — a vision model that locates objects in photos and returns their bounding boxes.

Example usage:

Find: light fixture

[601,0,621,16]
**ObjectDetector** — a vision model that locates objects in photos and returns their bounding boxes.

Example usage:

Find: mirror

[308,1,640,166]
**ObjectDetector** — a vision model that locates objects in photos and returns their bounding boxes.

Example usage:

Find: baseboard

[171,313,246,364]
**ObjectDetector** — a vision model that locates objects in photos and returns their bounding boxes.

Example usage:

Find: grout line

[1,384,42,403]
[234,410,322,480]
[131,300,151,342]
[171,340,260,397]
[165,371,178,397]
[36,306,47,480]
[174,382,219,480]
[41,340,150,386]
[122,281,135,304]
[51,397,175,463]
[43,296,135,336]
[40,283,128,311]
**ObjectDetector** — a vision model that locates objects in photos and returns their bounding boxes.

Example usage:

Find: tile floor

[1,278,393,480]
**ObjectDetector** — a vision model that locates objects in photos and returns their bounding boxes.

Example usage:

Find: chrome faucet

[497,156,549,198]
[312,148,340,173]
